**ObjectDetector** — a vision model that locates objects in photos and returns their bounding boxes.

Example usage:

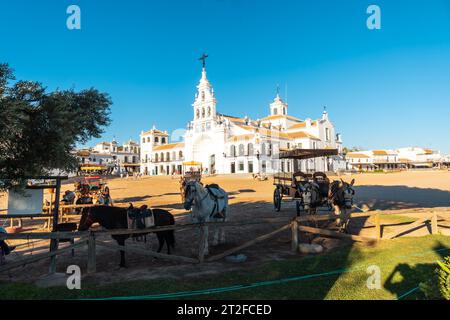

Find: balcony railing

[151,157,185,163]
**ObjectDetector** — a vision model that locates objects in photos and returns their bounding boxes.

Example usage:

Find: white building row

[75,139,140,174]
[346,147,446,171]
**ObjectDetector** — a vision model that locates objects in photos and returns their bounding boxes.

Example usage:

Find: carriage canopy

[279,148,338,160]
[182,161,202,167]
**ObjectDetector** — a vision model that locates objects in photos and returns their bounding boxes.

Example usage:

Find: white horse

[183,181,229,256]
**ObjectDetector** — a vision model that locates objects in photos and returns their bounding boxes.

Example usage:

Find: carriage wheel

[273,188,282,212]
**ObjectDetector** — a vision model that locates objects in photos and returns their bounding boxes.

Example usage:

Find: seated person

[61,190,76,204]
[97,187,113,206]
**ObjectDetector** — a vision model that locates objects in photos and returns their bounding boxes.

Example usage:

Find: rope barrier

[397,286,420,300]
[87,269,350,300]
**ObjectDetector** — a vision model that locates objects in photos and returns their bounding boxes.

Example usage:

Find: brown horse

[78,205,175,268]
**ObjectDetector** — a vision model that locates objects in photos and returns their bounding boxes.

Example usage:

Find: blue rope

[397,286,420,300]
[87,268,349,300]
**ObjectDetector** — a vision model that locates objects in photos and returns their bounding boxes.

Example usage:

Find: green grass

[1,235,449,300]
[379,214,418,224]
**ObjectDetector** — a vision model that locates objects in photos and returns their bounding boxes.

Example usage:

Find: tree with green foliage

[0,63,112,190]
[342,146,363,155]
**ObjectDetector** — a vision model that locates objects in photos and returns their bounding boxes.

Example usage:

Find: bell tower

[192,53,217,123]
[269,86,288,116]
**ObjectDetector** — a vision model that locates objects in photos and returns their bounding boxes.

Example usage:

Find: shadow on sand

[354,185,450,210]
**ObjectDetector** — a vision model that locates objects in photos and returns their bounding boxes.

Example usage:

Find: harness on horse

[205,184,226,220]
[127,205,155,229]
[309,183,323,207]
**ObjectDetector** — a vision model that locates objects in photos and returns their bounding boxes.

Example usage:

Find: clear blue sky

[1,0,450,153]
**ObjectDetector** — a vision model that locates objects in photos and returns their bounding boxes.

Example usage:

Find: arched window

[154,154,158,162]
[161,137,166,144]
[230,145,236,157]
[238,144,245,156]
[248,143,254,156]
[172,151,176,160]
[261,143,266,155]
[154,137,158,143]
[207,106,211,117]
[160,152,164,162]
[201,91,205,101]
[202,108,205,118]
[179,150,183,159]
[196,109,200,119]
[166,152,170,161]
[142,138,145,143]
[147,137,151,142]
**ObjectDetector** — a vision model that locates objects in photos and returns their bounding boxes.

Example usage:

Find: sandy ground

[1,170,450,285]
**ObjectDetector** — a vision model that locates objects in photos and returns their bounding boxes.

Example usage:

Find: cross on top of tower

[199,53,208,68]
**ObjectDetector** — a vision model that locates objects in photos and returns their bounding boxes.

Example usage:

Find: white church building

[140,62,344,176]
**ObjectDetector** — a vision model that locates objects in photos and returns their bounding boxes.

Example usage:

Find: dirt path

[1,171,449,285]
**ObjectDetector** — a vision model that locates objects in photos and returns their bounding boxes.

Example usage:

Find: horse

[328,179,355,232]
[299,177,355,231]
[78,205,175,268]
[180,174,202,202]
[298,182,331,215]
[182,181,229,256]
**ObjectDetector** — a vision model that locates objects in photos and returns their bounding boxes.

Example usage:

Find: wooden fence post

[291,220,298,252]
[431,212,439,235]
[198,225,208,263]
[49,177,62,274]
[87,231,96,273]
[375,211,381,241]
[48,239,59,274]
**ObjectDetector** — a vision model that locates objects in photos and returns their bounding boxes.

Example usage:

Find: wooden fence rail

[0,239,88,273]
[1,210,448,275]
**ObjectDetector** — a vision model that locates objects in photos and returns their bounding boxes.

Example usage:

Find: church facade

[140,64,345,176]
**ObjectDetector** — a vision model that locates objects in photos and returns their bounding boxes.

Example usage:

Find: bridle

[342,183,355,208]
[81,208,95,229]
[184,182,209,209]
[344,183,355,196]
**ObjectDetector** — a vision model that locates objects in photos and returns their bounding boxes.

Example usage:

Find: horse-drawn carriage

[75,176,108,204]
[273,171,331,215]
[273,148,341,216]
[273,148,356,232]
[180,161,203,201]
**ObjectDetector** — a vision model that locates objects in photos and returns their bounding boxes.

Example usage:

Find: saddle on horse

[127,205,155,229]
[205,184,227,220]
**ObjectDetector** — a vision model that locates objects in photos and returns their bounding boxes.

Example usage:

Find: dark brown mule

[78,205,175,268]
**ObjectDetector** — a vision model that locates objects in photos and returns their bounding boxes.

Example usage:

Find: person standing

[98,187,113,206]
